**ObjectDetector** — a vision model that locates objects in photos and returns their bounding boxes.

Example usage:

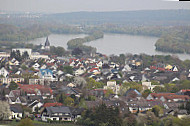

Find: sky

[0,0,190,13]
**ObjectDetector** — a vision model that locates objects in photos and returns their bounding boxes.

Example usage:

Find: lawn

[0,120,80,126]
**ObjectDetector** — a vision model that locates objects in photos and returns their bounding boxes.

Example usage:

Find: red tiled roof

[180,89,190,93]
[94,89,107,94]
[17,84,52,95]
[150,93,175,99]
[90,68,99,72]
[43,102,63,108]
[150,93,190,101]
[46,63,54,66]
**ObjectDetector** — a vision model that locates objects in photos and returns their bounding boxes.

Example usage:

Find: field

[0,120,80,126]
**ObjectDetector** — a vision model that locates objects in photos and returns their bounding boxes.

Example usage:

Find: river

[29,33,190,60]
[29,34,86,49]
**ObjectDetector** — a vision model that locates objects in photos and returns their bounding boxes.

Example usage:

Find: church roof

[45,37,50,46]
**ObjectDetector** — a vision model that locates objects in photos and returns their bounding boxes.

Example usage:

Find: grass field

[0,120,80,126]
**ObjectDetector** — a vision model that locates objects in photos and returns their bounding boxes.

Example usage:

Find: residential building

[41,106,72,122]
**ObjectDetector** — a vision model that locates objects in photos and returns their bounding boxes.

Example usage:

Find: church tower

[44,37,50,50]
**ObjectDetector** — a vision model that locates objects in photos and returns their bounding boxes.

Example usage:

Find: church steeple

[45,37,50,46]
[44,36,50,50]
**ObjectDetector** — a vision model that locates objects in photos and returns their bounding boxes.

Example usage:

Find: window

[53,118,56,121]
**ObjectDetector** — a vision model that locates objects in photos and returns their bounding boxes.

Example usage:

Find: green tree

[153,86,166,93]
[56,93,67,104]
[142,89,152,98]
[22,51,29,60]
[152,105,164,117]
[86,78,105,89]
[9,81,18,90]
[63,66,73,75]
[64,97,74,106]
[105,89,114,98]
[72,47,83,56]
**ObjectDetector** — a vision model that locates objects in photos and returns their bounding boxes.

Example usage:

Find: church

[41,37,50,50]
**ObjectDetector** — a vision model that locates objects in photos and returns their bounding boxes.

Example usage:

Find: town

[0,37,190,126]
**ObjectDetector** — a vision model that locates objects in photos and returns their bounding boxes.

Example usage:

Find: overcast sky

[0,0,190,13]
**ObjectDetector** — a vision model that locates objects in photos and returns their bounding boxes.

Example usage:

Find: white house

[0,52,10,57]
[104,81,120,94]
[9,104,23,120]
[41,106,72,122]
[29,78,45,85]
[32,63,40,70]
[28,100,43,112]
[38,69,54,81]
[172,66,178,72]
[0,67,9,77]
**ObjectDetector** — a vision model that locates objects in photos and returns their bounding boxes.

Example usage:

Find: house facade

[41,106,72,122]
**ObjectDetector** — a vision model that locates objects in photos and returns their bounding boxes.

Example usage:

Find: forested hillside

[0,9,190,54]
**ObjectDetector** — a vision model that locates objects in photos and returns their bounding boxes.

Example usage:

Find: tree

[63,66,73,75]
[50,46,66,56]
[15,50,22,61]
[22,51,29,60]
[185,101,190,114]
[153,86,166,93]
[79,98,87,108]
[56,93,67,104]
[10,50,16,58]
[152,105,164,117]
[162,115,189,126]
[124,114,137,126]
[137,111,160,126]
[90,104,122,126]
[9,81,18,90]
[142,89,152,98]
[17,118,34,126]
[105,89,114,98]
[73,76,87,88]
[72,47,83,56]
[64,97,74,106]
[86,78,105,89]
[0,101,11,120]
[21,64,27,70]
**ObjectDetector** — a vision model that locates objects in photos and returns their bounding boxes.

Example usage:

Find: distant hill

[45,10,190,26]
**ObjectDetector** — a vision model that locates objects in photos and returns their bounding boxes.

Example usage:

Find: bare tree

[73,77,87,88]
[0,101,11,120]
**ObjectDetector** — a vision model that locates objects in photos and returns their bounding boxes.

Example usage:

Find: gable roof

[43,102,63,108]
[124,88,142,97]
[10,104,23,113]
[150,93,175,99]
[46,106,71,115]
[18,84,52,95]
